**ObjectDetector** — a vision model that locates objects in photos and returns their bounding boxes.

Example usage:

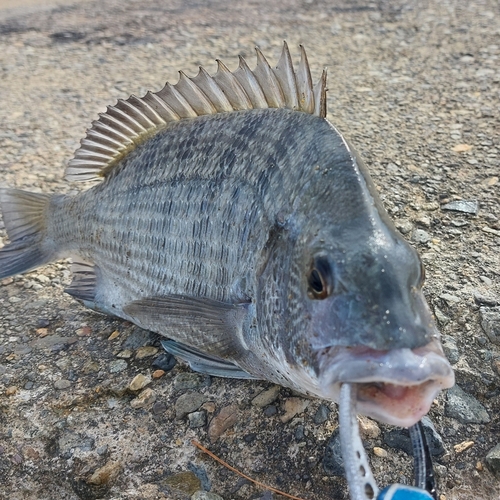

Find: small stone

[453,440,474,454]
[116,349,133,359]
[108,330,120,340]
[174,373,207,391]
[129,373,152,391]
[136,346,159,359]
[358,415,381,439]
[451,144,473,152]
[485,443,500,475]
[208,404,238,443]
[373,447,388,458]
[421,416,445,456]
[323,429,344,476]
[251,385,280,407]
[280,397,309,423]
[441,335,459,364]
[440,293,460,304]
[109,359,128,373]
[395,220,413,235]
[152,369,165,379]
[152,401,167,415]
[295,424,305,441]
[384,429,412,455]
[130,388,156,409]
[441,200,479,215]
[75,326,91,336]
[175,392,209,420]
[54,379,71,390]
[445,385,490,424]
[164,472,201,495]
[35,328,50,337]
[263,405,277,417]
[492,359,500,376]
[479,307,500,344]
[313,404,331,425]
[5,386,17,396]
[96,445,108,456]
[476,461,483,471]
[88,461,121,485]
[152,352,177,372]
[412,228,431,244]
[434,306,450,326]
[474,293,499,307]
[191,491,224,500]
[188,411,206,428]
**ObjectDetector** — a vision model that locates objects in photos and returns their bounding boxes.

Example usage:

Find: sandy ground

[0,1,499,499]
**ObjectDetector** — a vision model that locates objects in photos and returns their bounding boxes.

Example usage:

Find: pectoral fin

[123,294,250,360]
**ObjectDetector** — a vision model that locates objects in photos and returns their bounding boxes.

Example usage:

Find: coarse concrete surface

[0,1,499,499]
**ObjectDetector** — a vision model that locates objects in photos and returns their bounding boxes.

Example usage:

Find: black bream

[0,43,454,427]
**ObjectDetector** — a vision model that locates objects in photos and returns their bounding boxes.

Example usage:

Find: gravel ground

[0,1,499,499]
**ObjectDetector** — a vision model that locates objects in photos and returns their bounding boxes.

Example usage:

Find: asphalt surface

[0,1,499,499]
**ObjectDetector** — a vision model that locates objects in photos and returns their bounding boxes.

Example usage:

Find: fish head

[268,146,454,427]
[297,221,454,427]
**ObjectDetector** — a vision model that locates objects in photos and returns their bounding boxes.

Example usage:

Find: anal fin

[161,340,258,379]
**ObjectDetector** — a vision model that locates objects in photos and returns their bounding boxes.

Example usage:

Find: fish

[0,43,454,427]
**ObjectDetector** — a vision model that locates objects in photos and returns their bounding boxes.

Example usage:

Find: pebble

[152,369,165,379]
[188,463,211,492]
[440,293,460,304]
[251,385,280,407]
[75,326,91,336]
[152,352,177,372]
[441,200,479,215]
[474,293,499,307]
[129,373,152,391]
[313,404,331,425]
[383,429,412,455]
[373,447,388,458]
[322,429,344,476]
[358,415,381,439]
[130,388,156,409]
[191,491,224,500]
[412,228,431,244]
[122,328,157,349]
[263,405,277,417]
[175,392,209,420]
[453,440,474,454]
[174,373,209,391]
[445,385,490,424]
[88,461,121,485]
[136,346,159,359]
[280,397,309,423]
[116,349,133,359]
[441,335,459,364]
[295,424,305,441]
[479,307,500,344]
[109,359,128,373]
[108,330,120,340]
[208,404,238,443]
[395,220,413,235]
[188,411,206,428]
[5,386,17,396]
[152,401,167,415]
[54,379,71,390]
[485,443,500,475]
[164,471,201,495]
[433,306,450,326]
[421,416,445,456]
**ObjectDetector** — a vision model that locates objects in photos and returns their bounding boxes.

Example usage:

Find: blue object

[378,484,435,500]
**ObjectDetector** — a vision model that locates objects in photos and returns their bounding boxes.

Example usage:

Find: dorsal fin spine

[66,44,328,182]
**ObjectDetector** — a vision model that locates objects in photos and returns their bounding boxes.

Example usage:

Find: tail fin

[0,188,57,279]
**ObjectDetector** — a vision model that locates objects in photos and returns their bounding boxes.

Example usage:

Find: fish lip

[317,340,455,427]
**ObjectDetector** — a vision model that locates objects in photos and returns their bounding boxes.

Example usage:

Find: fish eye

[307,256,332,300]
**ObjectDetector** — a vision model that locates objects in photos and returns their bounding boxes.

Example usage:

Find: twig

[191,439,307,500]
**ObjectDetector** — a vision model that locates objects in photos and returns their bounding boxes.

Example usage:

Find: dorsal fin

[65,42,328,182]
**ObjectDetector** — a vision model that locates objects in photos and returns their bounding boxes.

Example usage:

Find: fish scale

[0,44,454,427]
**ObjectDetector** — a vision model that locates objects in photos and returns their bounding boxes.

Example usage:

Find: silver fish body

[0,45,454,426]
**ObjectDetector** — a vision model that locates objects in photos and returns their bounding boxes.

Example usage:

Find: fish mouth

[317,341,455,427]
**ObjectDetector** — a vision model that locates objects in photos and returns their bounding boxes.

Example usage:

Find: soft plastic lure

[339,383,437,500]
